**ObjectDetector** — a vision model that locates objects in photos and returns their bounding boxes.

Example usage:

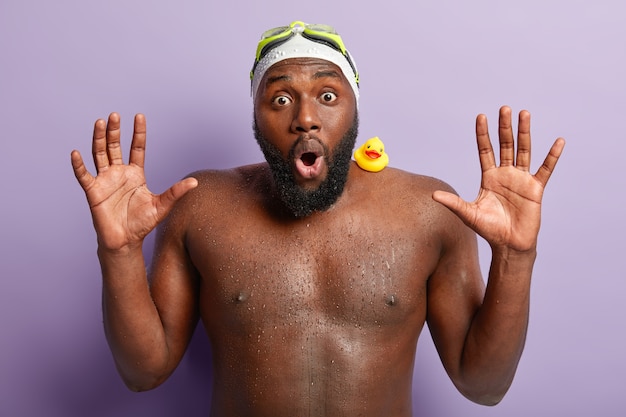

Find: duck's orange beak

[365,150,381,159]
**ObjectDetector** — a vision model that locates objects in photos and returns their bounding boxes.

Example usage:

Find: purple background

[1,0,624,416]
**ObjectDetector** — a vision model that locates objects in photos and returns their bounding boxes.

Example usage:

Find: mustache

[289,135,328,163]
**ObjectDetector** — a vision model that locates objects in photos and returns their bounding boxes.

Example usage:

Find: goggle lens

[251,21,358,84]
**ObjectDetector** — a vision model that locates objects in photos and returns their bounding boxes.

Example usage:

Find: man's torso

[177,163,451,416]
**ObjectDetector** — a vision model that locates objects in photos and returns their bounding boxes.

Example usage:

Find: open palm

[433,106,565,251]
[71,113,197,251]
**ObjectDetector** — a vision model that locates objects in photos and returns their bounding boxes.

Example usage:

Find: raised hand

[432,106,565,252]
[71,113,197,251]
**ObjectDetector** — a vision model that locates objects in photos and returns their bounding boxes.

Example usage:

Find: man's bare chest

[186,215,438,332]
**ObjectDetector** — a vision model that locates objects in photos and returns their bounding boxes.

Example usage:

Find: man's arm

[71,113,198,390]
[427,227,535,405]
[98,227,200,391]
[428,106,565,405]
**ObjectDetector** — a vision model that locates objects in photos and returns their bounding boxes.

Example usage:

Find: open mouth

[292,138,327,180]
[300,152,319,166]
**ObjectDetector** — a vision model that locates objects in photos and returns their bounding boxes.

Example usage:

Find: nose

[291,98,321,134]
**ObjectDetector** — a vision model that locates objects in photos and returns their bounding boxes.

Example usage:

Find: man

[71,21,565,416]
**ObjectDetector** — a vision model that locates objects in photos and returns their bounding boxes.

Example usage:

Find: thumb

[432,190,469,220]
[155,177,198,220]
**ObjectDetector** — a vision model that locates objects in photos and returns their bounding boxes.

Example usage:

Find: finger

[516,110,531,171]
[155,177,199,221]
[129,114,147,168]
[92,118,110,173]
[71,149,96,191]
[106,112,124,165]
[476,113,496,172]
[534,138,566,187]
[498,106,515,167]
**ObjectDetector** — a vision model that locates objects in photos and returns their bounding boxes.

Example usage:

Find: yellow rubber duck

[354,136,389,172]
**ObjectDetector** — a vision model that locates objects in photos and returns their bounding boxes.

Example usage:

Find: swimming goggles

[250,21,359,85]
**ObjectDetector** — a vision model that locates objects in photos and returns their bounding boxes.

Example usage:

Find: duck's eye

[273,95,292,106]
[320,92,337,102]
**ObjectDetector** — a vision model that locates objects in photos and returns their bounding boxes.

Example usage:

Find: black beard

[253,113,359,218]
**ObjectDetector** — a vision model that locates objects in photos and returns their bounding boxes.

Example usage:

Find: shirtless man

[71,21,565,416]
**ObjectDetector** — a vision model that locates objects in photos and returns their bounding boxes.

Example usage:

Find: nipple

[233,291,250,304]
[385,294,397,307]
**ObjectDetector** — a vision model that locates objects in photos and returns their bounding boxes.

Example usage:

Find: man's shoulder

[345,165,457,222]
[356,165,456,199]
[163,163,272,229]
[186,163,272,192]
[175,163,275,214]
[373,167,472,237]
[187,162,266,179]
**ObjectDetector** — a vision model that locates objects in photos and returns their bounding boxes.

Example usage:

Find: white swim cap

[250,22,359,105]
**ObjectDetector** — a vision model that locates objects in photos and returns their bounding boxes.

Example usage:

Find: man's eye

[273,96,292,106]
[321,92,337,102]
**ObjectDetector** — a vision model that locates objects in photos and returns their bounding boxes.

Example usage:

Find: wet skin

[151,59,481,415]
[173,164,456,416]
[71,57,565,416]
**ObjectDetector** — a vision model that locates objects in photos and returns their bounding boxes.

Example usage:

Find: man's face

[253,58,358,217]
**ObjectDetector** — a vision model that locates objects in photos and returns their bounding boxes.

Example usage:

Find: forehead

[261,57,347,84]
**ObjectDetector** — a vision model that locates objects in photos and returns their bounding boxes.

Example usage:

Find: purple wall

[1,1,624,416]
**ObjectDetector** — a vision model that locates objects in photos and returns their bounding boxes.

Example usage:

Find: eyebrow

[265,74,291,86]
[313,70,341,80]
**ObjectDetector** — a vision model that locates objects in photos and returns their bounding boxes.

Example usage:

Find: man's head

[250,21,360,217]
